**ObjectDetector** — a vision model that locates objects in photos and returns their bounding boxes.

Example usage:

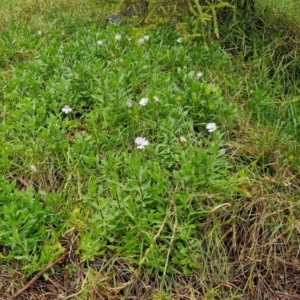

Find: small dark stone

[106,1,149,26]
[106,12,123,25]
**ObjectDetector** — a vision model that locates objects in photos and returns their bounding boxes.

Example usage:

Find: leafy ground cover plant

[0,0,300,299]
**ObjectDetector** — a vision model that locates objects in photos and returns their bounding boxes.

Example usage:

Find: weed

[1,1,300,299]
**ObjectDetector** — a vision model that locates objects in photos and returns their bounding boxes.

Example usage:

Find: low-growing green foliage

[0,177,67,273]
[1,20,242,270]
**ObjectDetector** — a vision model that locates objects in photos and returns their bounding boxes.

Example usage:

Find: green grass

[0,1,300,299]
[257,0,300,24]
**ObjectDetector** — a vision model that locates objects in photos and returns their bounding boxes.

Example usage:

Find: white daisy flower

[126,100,133,107]
[37,30,43,36]
[138,37,145,45]
[179,136,187,143]
[197,72,203,79]
[139,98,148,106]
[115,34,122,41]
[29,165,38,173]
[62,105,72,114]
[144,35,150,41]
[206,122,217,133]
[97,40,103,46]
[135,137,149,149]
[176,37,182,44]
